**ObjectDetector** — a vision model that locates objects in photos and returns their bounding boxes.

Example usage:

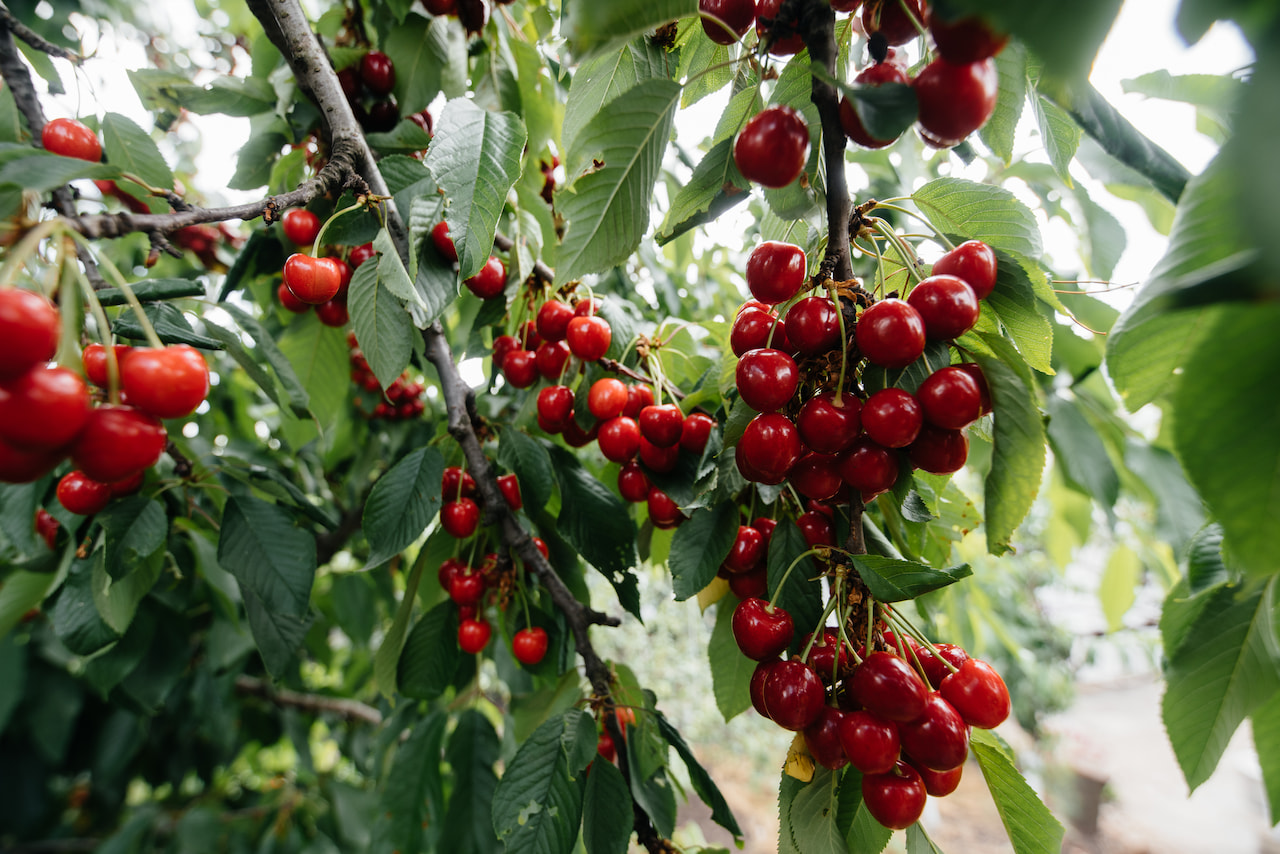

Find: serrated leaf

[492,710,589,854]
[557,78,682,283]
[218,304,311,417]
[275,313,349,427]
[971,729,1065,854]
[942,0,1120,82]
[102,112,172,191]
[363,447,445,568]
[443,710,502,854]
[837,769,892,854]
[789,768,849,854]
[384,13,457,114]
[669,502,738,601]
[374,552,426,699]
[563,0,698,58]
[709,596,754,722]
[1074,185,1126,281]
[979,42,1027,163]
[655,712,742,838]
[96,496,167,580]
[563,39,671,161]
[656,137,749,245]
[50,555,119,655]
[583,756,632,854]
[373,227,427,310]
[1032,94,1080,184]
[906,823,946,854]
[852,555,972,602]
[369,712,447,854]
[498,430,555,517]
[112,302,224,349]
[913,178,1043,259]
[0,150,111,193]
[1099,545,1141,632]
[767,522,823,654]
[349,258,414,390]
[399,601,461,700]
[1186,524,1227,597]
[1045,393,1119,512]
[427,99,527,281]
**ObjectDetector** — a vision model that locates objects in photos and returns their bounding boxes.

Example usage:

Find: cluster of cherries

[730,237,996,503]
[345,332,426,421]
[335,50,433,136]
[277,209,362,325]
[734,594,1010,829]
[0,288,209,516]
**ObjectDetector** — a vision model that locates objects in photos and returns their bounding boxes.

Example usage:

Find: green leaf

[1045,393,1119,512]
[557,78,682,283]
[861,341,952,396]
[767,521,823,654]
[979,42,1027,163]
[1123,439,1204,556]
[112,302,224,349]
[102,112,172,190]
[676,19,732,108]
[851,555,972,602]
[1251,690,1280,826]
[219,303,312,417]
[229,114,288,191]
[906,823,946,854]
[941,0,1120,82]
[669,502,738,601]
[655,137,749,245]
[217,495,317,676]
[443,710,502,854]
[1160,577,1227,663]
[563,39,671,161]
[349,256,414,390]
[973,334,1047,556]
[1032,95,1081,184]
[655,712,742,838]
[562,0,698,58]
[789,767,848,854]
[374,551,426,699]
[363,447,445,568]
[1163,582,1280,791]
[96,496,167,580]
[93,549,162,637]
[369,712,448,854]
[385,14,459,114]
[398,601,462,700]
[276,313,349,427]
[1186,524,1227,596]
[0,570,59,639]
[583,757,632,854]
[498,430,555,514]
[1074,185,1126,281]
[50,555,119,655]
[1099,545,1141,632]
[0,149,112,193]
[913,178,1043,259]
[427,99,527,281]
[709,596,754,722]
[837,770,892,854]
[0,634,24,735]
[971,729,1065,854]
[492,710,590,854]
[94,278,205,306]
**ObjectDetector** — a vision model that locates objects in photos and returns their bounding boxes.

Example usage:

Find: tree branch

[0,2,80,63]
[235,675,382,725]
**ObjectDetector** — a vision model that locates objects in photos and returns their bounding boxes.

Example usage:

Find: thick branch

[0,2,80,63]
[235,675,383,725]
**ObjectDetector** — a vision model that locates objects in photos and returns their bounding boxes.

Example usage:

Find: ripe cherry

[442,466,477,499]
[316,299,349,327]
[449,568,486,606]
[918,642,969,688]
[639,404,683,448]
[646,486,684,529]
[918,366,983,429]
[955,362,992,415]
[441,498,480,538]
[360,51,396,96]
[940,658,1011,729]
[839,711,902,775]
[349,242,377,269]
[464,256,507,299]
[512,626,549,665]
[838,438,899,493]
[737,413,802,485]
[680,412,715,455]
[639,436,679,472]
[750,660,778,719]
[928,9,1009,63]
[746,241,807,305]
[119,345,210,419]
[913,57,998,147]
[598,417,641,463]
[458,618,492,654]
[0,366,91,451]
[284,254,344,304]
[57,470,113,515]
[538,385,574,427]
[754,0,805,55]
[597,730,617,763]
[898,692,970,771]
[761,659,825,730]
[699,0,754,45]
[907,274,980,340]
[790,456,843,502]
[732,597,793,660]
[850,651,929,722]
[734,106,810,188]
[915,761,963,797]
[41,117,101,162]
[736,348,799,412]
[492,334,520,370]
[501,350,538,389]
[561,417,598,448]
[278,282,310,313]
[785,296,842,357]
[839,62,910,149]
[365,99,400,132]
[724,525,765,574]
[281,209,321,246]
[431,221,458,262]
[574,297,601,318]
[623,383,654,419]
[497,473,522,510]
[730,306,790,356]
[536,299,575,342]
[71,405,166,483]
[861,388,923,448]
[729,567,768,600]
[861,762,927,830]
[35,507,59,548]
[856,299,926,368]
[0,289,59,381]
[588,378,629,420]
[861,0,924,45]
[438,557,465,592]
[805,629,851,681]
[797,393,861,455]
[566,315,611,361]
[909,425,968,475]
[0,439,62,483]
[932,240,998,300]
[804,706,850,770]
[534,340,570,380]
[617,461,650,503]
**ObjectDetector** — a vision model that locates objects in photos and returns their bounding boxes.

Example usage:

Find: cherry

[861,762,927,831]
[537,385,574,427]
[850,651,928,722]
[639,404,683,448]
[0,366,91,451]
[805,629,851,681]
[430,221,458,262]
[639,436,679,473]
[501,350,538,389]
[349,242,377,269]
[729,567,769,600]
[41,117,101,162]
[497,473,522,510]
[736,348,799,413]
[918,642,969,689]
[512,626,549,665]
[918,366,983,429]
[754,0,805,55]
[795,393,858,455]
[597,730,617,763]
[566,315,611,361]
[730,306,788,356]
[932,240,998,300]
[839,710,901,775]
[119,345,210,419]
[860,0,924,45]
[732,597,793,660]
[680,412,715,455]
[536,299,575,342]
[441,498,480,538]
[281,209,320,246]
[442,466,477,499]
[623,383,654,419]
[360,50,396,96]
[533,537,549,560]
[464,255,507,299]
[839,62,910,149]
[365,99,400,132]
[928,9,1009,63]
[907,274,980,340]
[423,0,457,14]
[458,618,492,654]
[438,557,465,591]
[316,299,349,327]
[955,363,992,415]
[337,66,362,103]
[562,417,598,448]
[284,254,344,304]
[574,297,602,317]
[0,289,59,381]
[35,507,59,548]
[449,568,486,606]
[838,438,899,493]
[598,417,641,463]
[898,692,970,771]
[750,660,778,718]
[804,706,850,770]
[746,241,807,305]
[785,296,842,357]
[734,106,810,188]
[856,299,926,368]
[862,388,923,448]
[914,761,963,797]
[0,438,62,483]
[761,659,825,731]
[909,425,968,475]
[940,658,1011,729]
[72,405,166,483]
[534,340,570,380]
[57,470,112,515]
[586,378,626,420]
[492,334,520,370]
[646,486,684,529]
[724,525,765,574]
[699,0,754,44]
[737,413,802,485]
[278,282,311,313]
[796,507,838,546]
[617,460,650,503]
[913,57,998,147]
[109,470,145,497]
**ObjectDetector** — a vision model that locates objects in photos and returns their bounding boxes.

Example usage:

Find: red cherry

[458,618,492,654]
[907,274,980,340]
[680,412,715,455]
[784,296,842,357]
[41,117,101,162]
[745,241,807,305]
[281,209,321,246]
[838,438,899,493]
[955,362,992,415]
[734,106,809,188]
[56,470,112,515]
[119,345,210,419]
[330,257,353,300]
[0,289,59,381]
[914,57,998,146]
[850,651,928,722]
[861,762,927,830]
[623,383,655,419]
[512,626,549,665]
[918,366,984,429]
[915,761,963,797]
[536,300,575,342]
[796,393,861,455]
[805,629,851,681]
[918,643,969,689]
[430,222,458,262]
[597,416,640,463]
[561,417,598,448]
[932,240,998,300]
[81,344,132,388]
[437,557,465,591]
[566,316,611,362]
[501,350,538,389]
[0,366,91,451]
[597,730,617,762]
[492,334,520,369]
[737,413,802,485]
[638,436,679,473]
[617,461,650,503]
[498,473,522,510]
[360,50,396,96]
[441,498,480,538]
[804,706,850,770]
[109,469,145,497]
[316,299,349,327]
[861,0,924,45]
[856,299,926,368]
[732,597,793,661]
[646,486,684,529]
[754,0,805,55]
[283,254,343,304]
[442,466,478,499]
[761,659,825,731]
[638,404,683,448]
[71,405,166,483]
[534,340,571,381]
[729,568,768,600]
[574,297,601,318]
[839,62,910,149]
[35,507,59,548]
[940,658,1011,729]
[537,385,574,427]
[588,378,629,420]
[533,537,549,560]
[898,692,970,771]
[839,710,901,775]
[449,568,486,606]
[789,456,843,502]
[909,425,968,475]
[862,388,923,448]
[735,348,799,413]
[731,307,781,357]
[0,436,63,483]
[349,242,377,269]
[830,0,861,11]
[699,0,754,44]
[723,525,765,574]
[928,9,1009,63]
[278,282,311,313]
[464,256,507,299]
[750,659,778,718]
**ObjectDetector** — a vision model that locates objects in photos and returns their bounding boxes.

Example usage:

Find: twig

[234,674,383,725]
[0,2,81,63]
[493,231,554,286]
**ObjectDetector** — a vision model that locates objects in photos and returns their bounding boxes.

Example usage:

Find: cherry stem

[826,280,849,405]
[869,218,923,286]
[70,254,122,404]
[883,604,959,674]
[70,233,166,350]
[896,0,930,42]
[312,199,364,256]
[766,546,827,612]
[0,219,64,288]
[799,590,842,665]
[870,201,955,252]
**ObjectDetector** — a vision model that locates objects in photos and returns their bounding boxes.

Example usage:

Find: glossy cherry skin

[464,256,507,299]
[0,289,59,381]
[737,413,802,485]
[861,0,923,44]
[430,222,458,262]
[284,254,344,304]
[789,455,843,502]
[839,710,901,774]
[746,241,807,305]
[119,345,210,419]
[501,350,538,389]
[754,0,805,54]
[915,761,963,797]
[281,209,320,246]
[680,412,715,455]
[348,242,377,269]
[617,461,650,503]
[109,469,145,497]
[636,403,682,448]
[639,436,679,473]
[42,117,101,161]
[441,498,480,538]
[734,106,810,188]
[861,762,927,830]
[724,525,765,574]
[623,383,654,419]
[785,296,842,357]
[928,9,1009,63]
[861,388,923,448]
[458,618,492,654]
[805,629,850,681]
[566,315,611,361]
[918,366,984,429]
[497,473,522,510]
[57,470,113,515]
[898,692,970,771]
[762,660,826,731]
[839,62,910,149]
[956,362,993,415]
[35,507,59,548]
[699,0,754,44]
[512,626,549,665]
[534,340,571,381]
[536,300,575,342]
[72,405,166,483]
[736,348,799,412]
[941,658,1011,729]
[729,567,769,600]
[0,438,62,483]
[278,282,310,313]
[796,393,861,455]
[437,557,465,592]
[491,334,520,369]
[838,438,899,493]
[596,730,617,763]
[804,706,850,770]
[574,297,602,318]
[561,417,599,448]
[598,416,641,463]
[919,643,970,689]
[0,366,91,451]
[730,306,791,356]
[932,240,998,300]
[360,50,396,95]
[647,486,684,529]
[850,651,929,722]
[909,425,969,475]
[750,659,778,718]
[537,385,574,427]
[442,466,477,499]
[316,299,349,327]
[856,299,926,369]
[732,597,793,661]
[914,57,998,146]
[449,568,486,606]
[796,507,837,547]
[908,274,980,340]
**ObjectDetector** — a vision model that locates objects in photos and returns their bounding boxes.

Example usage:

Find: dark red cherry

[790,456,843,502]
[598,416,641,463]
[638,404,684,448]
[784,296,842,357]
[932,240,998,300]
[796,508,837,547]
[501,349,538,389]
[699,0,755,45]
[861,761,927,830]
[855,299,926,368]
[915,761,963,797]
[861,388,923,449]
[908,425,968,475]
[913,57,998,146]
[917,366,984,429]
[898,692,970,771]
[647,486,684,529]
[839,710,901,775]
[940,658,1011,729]
[861,0,924,45]
[761,659,825,731]
[536,300,575,342]
[746,241,806,305]
[918,643,969,689]
[737,413,802,485]
[907,274,980,340]
[850,651,928,722]
[927,8,1009,63]
[838,438,900,493]
[735,348,799,412]
[796,393,861,455]
[724,525,766,574]
[804,706,850,770]
[535,340,571,381]
[733,106,809,188]
[839,62,910,149]
[588,378,629,420]
[638,436,679,472]
[617,461,650,503]
[732,597,794,661]
[755,0,806,55]
[680,412,715,455]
